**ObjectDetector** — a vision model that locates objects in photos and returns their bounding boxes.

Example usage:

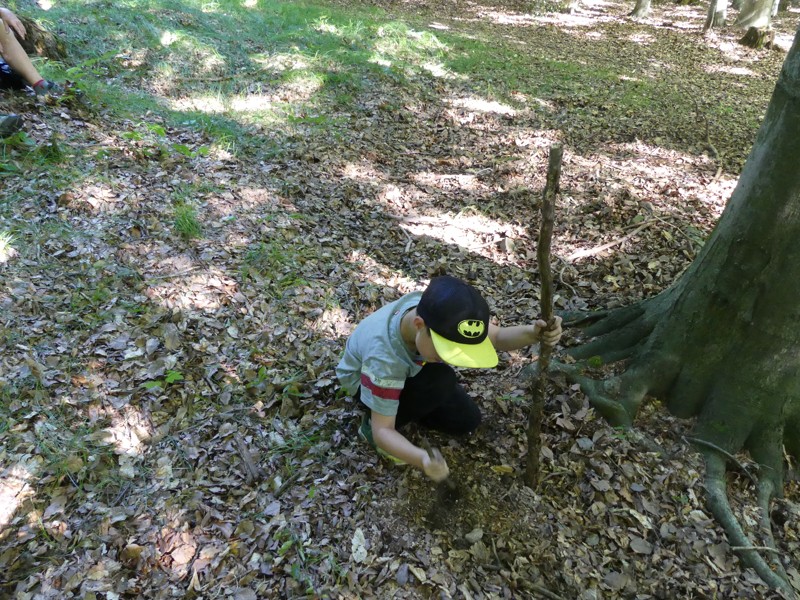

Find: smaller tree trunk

[735,0,773,29]
[705,0,728,30]
[630,0,652,18]
[740,26,775,48]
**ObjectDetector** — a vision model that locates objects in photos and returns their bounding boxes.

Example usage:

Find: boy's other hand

[422,448,450,482]
[535,316,563,347]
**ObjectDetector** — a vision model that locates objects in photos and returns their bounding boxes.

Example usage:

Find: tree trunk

[705,0,728,30]
[735,0,773,29]
[560,25,800,595]
[629,0,652,18]
[740,26,775,48]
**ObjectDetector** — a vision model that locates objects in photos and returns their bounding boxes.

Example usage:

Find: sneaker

[33,80,62,97]
[358,413,406,465]
[0,114,23,137]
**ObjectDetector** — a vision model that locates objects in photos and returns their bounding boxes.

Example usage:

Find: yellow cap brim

[430,329,498,368]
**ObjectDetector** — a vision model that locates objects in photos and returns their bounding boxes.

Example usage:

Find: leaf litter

[1,0,798,598]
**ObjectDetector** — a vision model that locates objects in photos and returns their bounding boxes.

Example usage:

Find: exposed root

[756,478,789,584]
[702,452,794,596]
[685,436,758,487]
[561,302,644,335]
[547,361,633,426]
[560,309,611,328]
[569,318,654,361]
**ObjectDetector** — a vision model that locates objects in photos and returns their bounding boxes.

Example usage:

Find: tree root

[569,318,653,361]
[757,478,790,584]
[562,303,647,333]
[547,361,633,426]
[702,452,794,596]
[565,300,656,363]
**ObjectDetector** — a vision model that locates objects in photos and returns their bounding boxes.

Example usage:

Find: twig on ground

[274,470,303,498]
[685,436,758,486]
[234,435,263,483]
[566,221,652,262]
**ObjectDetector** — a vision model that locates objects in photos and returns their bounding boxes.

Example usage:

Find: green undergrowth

[5,0,761,181]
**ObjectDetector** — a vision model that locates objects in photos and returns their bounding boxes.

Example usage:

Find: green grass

[173,204,203,239]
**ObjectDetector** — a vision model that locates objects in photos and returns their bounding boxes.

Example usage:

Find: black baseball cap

[416,276,498,368]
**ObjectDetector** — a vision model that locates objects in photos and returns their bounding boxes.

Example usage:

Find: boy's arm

[370,411,449,481]
[489,316,563,352]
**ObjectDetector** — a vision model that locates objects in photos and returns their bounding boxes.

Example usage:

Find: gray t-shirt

[336,292,425,416]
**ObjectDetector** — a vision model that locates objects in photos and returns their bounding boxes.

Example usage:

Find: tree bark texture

[561,25,800,594]
[629,0,652,18]
[704,0,728,30]
[735,0,773,29]
[526,144,561,487]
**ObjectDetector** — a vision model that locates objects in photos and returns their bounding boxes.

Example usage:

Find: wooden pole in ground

[525,143,563,487]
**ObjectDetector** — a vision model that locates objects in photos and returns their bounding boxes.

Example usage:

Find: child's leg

[0,57,27,89]
[0,26,42,86]
[418,385,481,435]
[395,363,481,434]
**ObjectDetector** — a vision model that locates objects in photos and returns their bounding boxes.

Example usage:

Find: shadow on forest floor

[0,0,797,597]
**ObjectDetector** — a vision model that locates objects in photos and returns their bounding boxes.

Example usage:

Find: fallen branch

[566,221,651,262]
[526,143,562,487]
[685,436,758,486]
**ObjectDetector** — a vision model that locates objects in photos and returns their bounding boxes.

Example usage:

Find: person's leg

[0,25,43,86]
[395,363,481,434]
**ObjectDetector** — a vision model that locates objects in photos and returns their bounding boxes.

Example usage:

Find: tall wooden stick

[525,143,563,487]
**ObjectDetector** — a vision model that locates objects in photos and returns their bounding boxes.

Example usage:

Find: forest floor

[1,0,799,597]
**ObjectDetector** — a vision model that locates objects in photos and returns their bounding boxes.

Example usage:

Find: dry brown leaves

[1,0,799,598]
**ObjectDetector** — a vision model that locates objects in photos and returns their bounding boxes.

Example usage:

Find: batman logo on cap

[458,320,485,338]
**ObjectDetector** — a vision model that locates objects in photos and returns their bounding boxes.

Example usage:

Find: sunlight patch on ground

[230,95,281,112]
[76,182,123,213]
[171,95,226,114]
[429,21,450,30]
[342,160,385,185]
[252,53,311,72]
[397,210,525,260]
[449,97,517,116]
[704,64,757,77]
[160,31,179,47]
[346,250,418,293]
[104,406,152,457]
[423,62,466,79]
[479,11,537,26]
[0,457,41,530]
[370,56,392,68]
[0,232,18,264]
[144,266,238,312]
[313,18,340,35]
[579,141,734,216]
[526,12,614,29]
[412,171,481,191]
[628,33,655,45]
